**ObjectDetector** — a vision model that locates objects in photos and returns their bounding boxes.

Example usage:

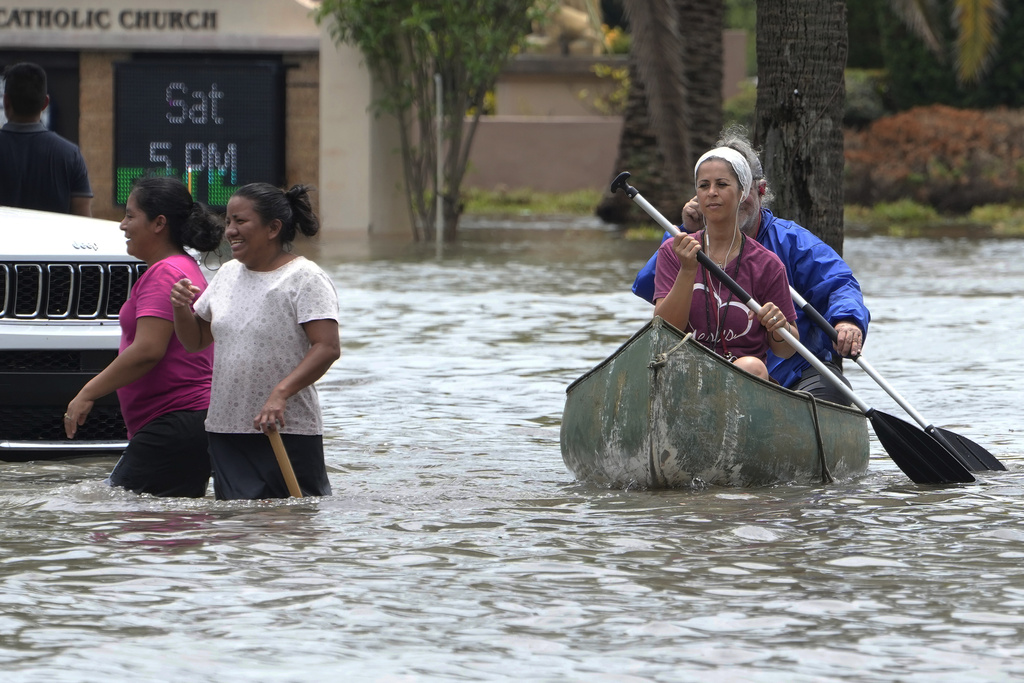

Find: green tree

[315,1,546,241]
[879,0,1023,110]
[888,0,1005,84]
[847,0,885,68]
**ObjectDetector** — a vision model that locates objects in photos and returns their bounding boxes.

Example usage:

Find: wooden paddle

[611,171,975,485]
[267,429,303,498]
[788,287,1005,472]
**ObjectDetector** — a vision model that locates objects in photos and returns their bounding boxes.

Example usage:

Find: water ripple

[1,230,1022,681]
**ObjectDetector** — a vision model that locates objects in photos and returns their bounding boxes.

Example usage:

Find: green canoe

[560,317,871,488]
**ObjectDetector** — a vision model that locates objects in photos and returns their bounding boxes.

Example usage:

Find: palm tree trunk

[597,0,723,225]
[755,0,848,253]
[596,51,665,224]
[678,0,725,160]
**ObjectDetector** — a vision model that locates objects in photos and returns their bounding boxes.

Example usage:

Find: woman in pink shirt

[653,147,798,380]
[64,176,223,497]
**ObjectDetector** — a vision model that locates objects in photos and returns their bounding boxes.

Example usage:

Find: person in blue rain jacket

[632,127,870,404]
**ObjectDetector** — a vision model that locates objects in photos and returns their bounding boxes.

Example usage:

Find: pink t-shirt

[116,254,213,437]
[653,231,796,361]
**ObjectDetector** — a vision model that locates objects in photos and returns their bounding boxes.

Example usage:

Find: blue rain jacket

[631,208,870,389]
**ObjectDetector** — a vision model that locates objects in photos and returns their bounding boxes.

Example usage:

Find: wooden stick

[267,430,302,498]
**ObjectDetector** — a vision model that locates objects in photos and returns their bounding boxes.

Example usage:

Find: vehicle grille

[0,262,148,320]
[0,404,127,442]
[0,350,81,372]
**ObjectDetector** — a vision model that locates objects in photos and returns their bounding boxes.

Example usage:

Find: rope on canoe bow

[649,337,690,369]
[797,391,834,484]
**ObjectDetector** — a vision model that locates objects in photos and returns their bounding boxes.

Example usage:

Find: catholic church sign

[0,0,318,49]
[0,7,218,30]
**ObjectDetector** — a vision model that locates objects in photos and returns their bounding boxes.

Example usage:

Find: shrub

[844,105,1024,212]
[844,69,891,128]
[602,24,630,54]
[969,204,1024,236]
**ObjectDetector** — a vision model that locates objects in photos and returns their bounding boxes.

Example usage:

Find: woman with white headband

[651,147,798,380]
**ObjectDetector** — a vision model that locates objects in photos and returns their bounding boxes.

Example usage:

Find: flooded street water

[2,219,1023,682]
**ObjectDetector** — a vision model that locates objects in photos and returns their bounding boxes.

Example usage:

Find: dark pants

[108,409,211,498]
[792,360,853,406]
[208,432,332,500]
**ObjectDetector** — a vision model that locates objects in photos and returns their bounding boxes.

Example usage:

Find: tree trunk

[596,0,723,225]
[678,0,724,163]
[595,52,665,224]
[754,0,848,254]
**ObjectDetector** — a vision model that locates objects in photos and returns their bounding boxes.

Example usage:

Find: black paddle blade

[869,410,976,484]
[931,427,1006,472]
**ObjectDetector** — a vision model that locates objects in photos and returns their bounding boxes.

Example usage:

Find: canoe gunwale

[659,320,865,419]
[568,317,864,419]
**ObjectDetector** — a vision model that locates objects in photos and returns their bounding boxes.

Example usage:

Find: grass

[461,187,603,216]
[845,201,1024,237]
[622,226,667,241]
[461,188,1024,237]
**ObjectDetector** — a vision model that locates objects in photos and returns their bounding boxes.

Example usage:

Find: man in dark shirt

[0,62,93,216]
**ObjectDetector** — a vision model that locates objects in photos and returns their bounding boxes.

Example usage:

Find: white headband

[694,146,753,199]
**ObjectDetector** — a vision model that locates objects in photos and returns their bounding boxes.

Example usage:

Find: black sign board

[114,61,284,208]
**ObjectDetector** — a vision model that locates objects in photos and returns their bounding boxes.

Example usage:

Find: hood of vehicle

[0,206,140,262]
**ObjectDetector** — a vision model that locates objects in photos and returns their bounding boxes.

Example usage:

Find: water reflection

[1,221,1022,681]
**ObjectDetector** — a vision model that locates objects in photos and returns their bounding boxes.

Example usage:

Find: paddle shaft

[267,429,303,498]
[789,288,932,427]
[617,178,871,412]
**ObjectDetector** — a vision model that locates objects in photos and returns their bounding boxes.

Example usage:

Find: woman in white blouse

[171,183,341,500]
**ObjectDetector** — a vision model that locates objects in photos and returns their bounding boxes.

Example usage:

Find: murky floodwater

[2,219,1023,682]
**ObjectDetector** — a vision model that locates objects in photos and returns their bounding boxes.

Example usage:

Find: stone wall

[79,51,122,220]
[284,53,320,212]
[463,116,623,193]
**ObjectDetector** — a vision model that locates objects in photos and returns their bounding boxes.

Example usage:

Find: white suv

[0,206,144,459]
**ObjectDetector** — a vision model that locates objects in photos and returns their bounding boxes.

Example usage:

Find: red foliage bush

[844,105,1024,212]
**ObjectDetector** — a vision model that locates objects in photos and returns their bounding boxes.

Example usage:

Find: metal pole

[435,73,444,259]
